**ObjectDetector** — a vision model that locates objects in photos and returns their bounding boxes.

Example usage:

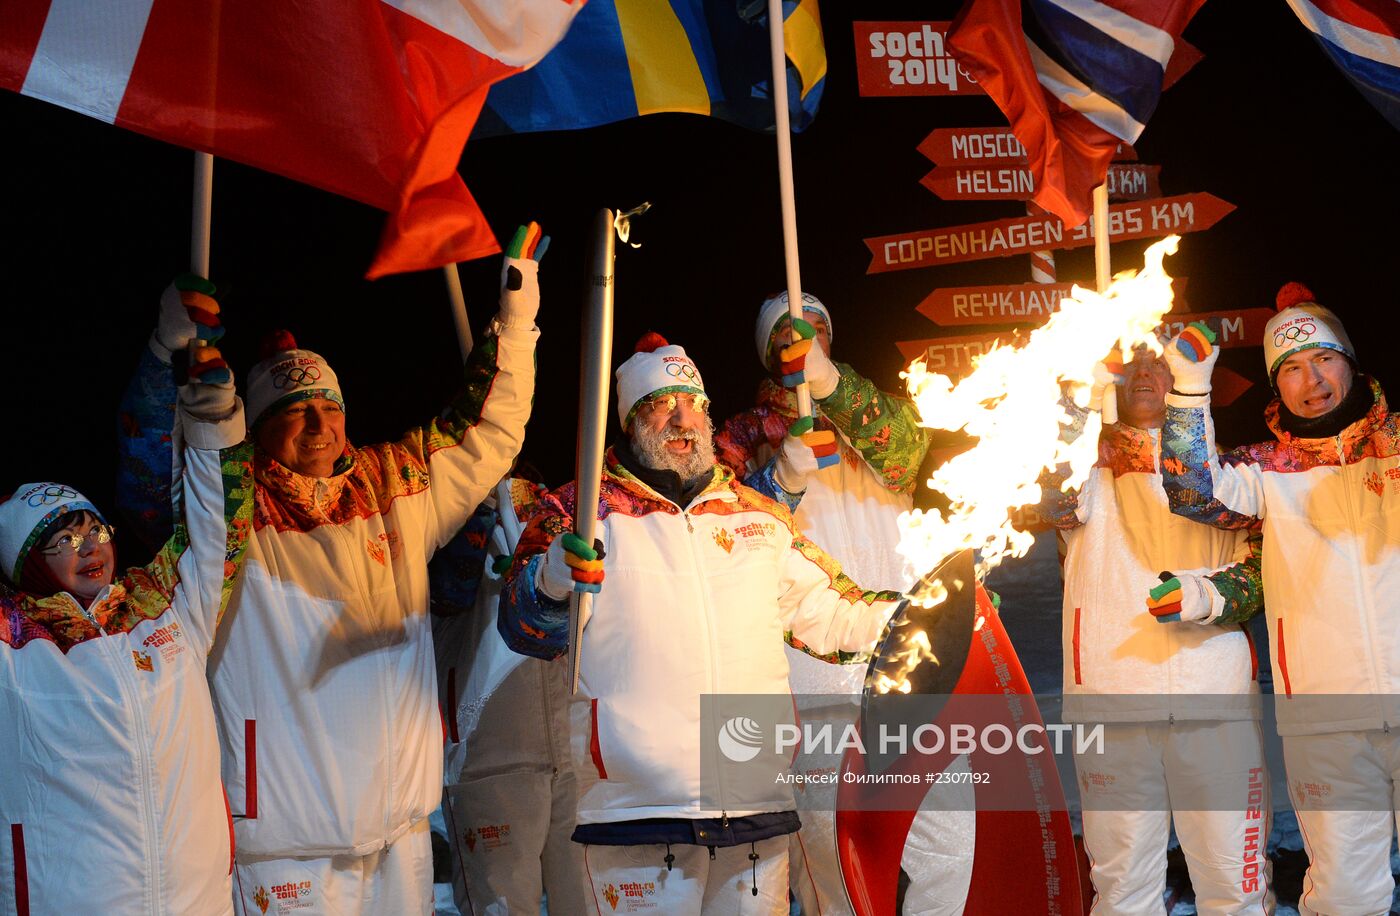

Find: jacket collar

[602,446,736,511]
[23,582,127,646]
[1265,377,1387,461]
[254,445,356,515]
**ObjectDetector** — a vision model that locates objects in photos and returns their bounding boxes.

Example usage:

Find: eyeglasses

[637,392,709,420]
[39,523,115,557]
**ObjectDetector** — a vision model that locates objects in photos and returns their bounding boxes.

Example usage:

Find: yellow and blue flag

[475,0,826,135]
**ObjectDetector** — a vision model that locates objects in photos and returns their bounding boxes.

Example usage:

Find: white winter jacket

[499,454,902,825]
[1052,422,1261,723]
[0,404,251,916]
[207,328,534,859]
[1163,379,1400,735]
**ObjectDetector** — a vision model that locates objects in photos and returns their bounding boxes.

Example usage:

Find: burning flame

[897,236,1182,609]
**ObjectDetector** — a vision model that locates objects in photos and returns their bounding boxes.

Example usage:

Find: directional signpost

[917,127,1137,166]
[922,163,1161,202]
[866,193,1235,274]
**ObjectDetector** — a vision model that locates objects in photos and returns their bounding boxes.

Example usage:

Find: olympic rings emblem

[1273,322,1317,348]
[27,484,77,507]
[665,363,699,381]
[273,365,323,389]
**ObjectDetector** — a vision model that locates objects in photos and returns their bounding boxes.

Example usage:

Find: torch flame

[897,235,1182,609]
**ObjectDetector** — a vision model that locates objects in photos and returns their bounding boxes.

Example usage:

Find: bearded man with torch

[498,314,904,912]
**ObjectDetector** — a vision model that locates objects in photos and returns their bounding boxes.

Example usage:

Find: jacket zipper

[681,498,726,819]
[84,600,163,916]
[321,485,397,844]
[1337,442,1386,726]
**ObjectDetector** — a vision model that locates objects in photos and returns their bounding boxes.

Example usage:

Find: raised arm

[120,338,253,654]
[1160,324,1265,529]
[116,275,225,551]
[384,225,545,554]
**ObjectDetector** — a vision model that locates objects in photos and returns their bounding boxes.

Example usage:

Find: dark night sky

[2,0,1397,534]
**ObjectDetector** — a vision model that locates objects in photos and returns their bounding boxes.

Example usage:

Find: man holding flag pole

[116,219,549,914]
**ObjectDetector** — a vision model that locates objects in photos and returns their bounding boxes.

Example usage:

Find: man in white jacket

[1044,339,1270,915]
[1161,283,1399,916]
[500,333,903,915]
[716,293,971,916]
[120,227,546,915]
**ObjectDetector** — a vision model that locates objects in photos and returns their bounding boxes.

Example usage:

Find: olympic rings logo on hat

[273,365,323,389]
[26,485,77,507]
[665,363,699,381]
[1273,323,1317,347]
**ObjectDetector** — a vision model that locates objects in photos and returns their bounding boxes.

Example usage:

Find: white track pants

[1076,720,1271,916]
[1284,729,1400,916]
[233,818,432,916]
[581,837,788,915]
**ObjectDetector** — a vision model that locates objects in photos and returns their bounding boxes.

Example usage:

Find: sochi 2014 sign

[853,22,980,96]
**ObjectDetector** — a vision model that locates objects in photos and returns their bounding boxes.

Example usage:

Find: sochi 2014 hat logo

[1272,316,1318,348]
[718,716,765,762]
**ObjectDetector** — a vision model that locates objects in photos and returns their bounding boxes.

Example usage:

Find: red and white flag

[947,0,1203,228]
[1,0,584,277]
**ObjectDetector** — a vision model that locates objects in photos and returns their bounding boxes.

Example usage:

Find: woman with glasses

[0,284,254,916]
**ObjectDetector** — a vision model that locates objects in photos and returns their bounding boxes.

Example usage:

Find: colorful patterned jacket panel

[717,372,922,593]
[1,408,253,916]
[500,451,902,824]
[1161,379,1400,733]
[202,327,536,859]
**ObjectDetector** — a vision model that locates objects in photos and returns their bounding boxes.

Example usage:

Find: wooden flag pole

[1093,183,1120,425]
[443,264,475,360]
[192,152,214,277]
[567,208,617,694]
[767,0,812,419]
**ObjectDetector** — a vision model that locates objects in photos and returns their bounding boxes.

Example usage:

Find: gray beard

[631,415,717,484]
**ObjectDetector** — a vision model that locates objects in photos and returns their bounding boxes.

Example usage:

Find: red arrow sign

[918,127,1138,166]
[853,22,984,96]
[1158,308,1273,349]
[922,163,1161,202]
[866,193,1236,274]
[894,331,1025,373]
[917,278,1194,327]
[1211,366,1255,409]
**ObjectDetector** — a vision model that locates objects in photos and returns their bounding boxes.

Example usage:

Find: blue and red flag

[1287,0,1400,131]
[948,0,1205,227]
[474,0,826,136]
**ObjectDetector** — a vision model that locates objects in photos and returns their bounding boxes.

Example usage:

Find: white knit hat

[615,332,707,429]
[246,331,344,426]
[754,291,833,372]
[0,482,103,583]
[1264,283,1356,388]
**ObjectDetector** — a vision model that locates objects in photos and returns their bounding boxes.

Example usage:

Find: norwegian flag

[948,0,1205,227]
[0,0,584,278]
[1287,0,1400,131]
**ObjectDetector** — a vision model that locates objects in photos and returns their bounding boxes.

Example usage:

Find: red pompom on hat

[1275,282,1316,312]
[634,331,669,353]
[258,329,299,361]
